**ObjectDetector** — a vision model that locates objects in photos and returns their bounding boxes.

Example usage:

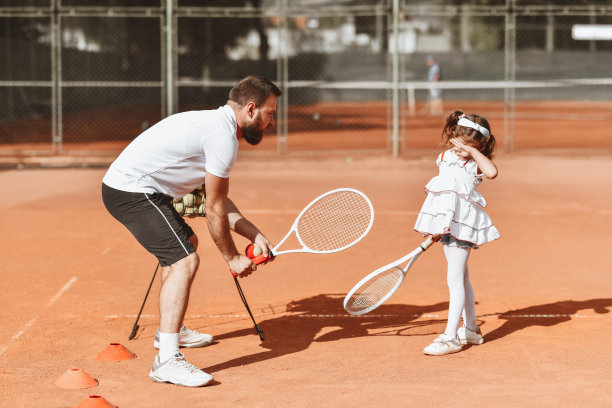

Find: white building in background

[226,12,451,61]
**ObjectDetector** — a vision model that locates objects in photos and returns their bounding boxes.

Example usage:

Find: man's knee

[184,252,200,275]
[172,252,200,281]
[189,233,198,250]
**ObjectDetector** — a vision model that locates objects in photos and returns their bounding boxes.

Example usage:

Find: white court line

[47,277,78,307]
[245,209,418,216]
[242,208,612,217]
[10,317,38,341]
[0,277,78,356]
[105,314,259,319]
[298,313,609,319]
[104,312,610,320]
[529,209,611,216]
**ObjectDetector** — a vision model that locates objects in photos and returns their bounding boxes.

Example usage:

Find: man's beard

[242,115,265,145]
[243,125,264,145]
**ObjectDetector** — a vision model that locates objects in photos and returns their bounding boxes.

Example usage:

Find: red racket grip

[251,253,272,265]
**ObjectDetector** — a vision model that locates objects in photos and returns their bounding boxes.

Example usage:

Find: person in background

[426,55,443,115]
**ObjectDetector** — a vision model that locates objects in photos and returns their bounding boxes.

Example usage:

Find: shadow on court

[483,298,612,343]
[203,294,448,373]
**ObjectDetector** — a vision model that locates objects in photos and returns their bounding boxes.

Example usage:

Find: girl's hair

[442,110,496,159]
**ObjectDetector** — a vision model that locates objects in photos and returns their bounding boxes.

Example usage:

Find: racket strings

[297,191,372,252]
[344,267,404,313]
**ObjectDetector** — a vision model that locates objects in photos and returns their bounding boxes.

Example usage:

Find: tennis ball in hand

[246,243,263,259]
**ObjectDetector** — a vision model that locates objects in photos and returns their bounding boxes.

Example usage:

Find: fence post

[165,0,176,116]
[52,0,61,153]
[504,0,516,153]
[391,0,400,158]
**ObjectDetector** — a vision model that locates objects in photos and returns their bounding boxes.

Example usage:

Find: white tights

[443,244,478,337]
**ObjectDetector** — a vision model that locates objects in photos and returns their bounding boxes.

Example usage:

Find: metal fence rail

[1,0,611,158]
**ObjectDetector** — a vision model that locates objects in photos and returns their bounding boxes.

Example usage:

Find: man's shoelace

[181,325,198,334]
[171,356,201,373]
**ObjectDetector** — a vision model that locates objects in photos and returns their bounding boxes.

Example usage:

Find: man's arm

[204,173,254,277]
[226,198,273,259]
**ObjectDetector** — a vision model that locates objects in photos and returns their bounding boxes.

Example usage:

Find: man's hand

[229,254,257,278]
[252,233,274,263]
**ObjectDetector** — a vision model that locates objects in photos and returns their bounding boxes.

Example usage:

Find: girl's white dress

[414,149,500,246]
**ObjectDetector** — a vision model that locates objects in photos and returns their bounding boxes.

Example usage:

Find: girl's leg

[461,266,478,331]
[443,244,470,337]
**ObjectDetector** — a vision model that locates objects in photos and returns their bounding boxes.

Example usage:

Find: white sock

[158,332,180,362]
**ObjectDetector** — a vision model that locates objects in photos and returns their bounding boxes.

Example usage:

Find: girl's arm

[450,138,498,179]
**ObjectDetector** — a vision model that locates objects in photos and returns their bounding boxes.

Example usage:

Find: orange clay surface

[1,150,612,407]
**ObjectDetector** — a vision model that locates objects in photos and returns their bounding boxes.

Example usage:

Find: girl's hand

[450,138,498,179]
[450,138,474,159]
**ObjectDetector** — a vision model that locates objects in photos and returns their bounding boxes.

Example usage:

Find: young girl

[414,110,500,356]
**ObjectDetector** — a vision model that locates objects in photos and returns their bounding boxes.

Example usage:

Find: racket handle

[251,252,274,265]
[420,236,435,251]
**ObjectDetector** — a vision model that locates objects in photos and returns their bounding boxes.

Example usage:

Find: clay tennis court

[1,103,612,407]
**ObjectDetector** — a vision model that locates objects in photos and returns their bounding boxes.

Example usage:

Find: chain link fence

[1,0,611,160]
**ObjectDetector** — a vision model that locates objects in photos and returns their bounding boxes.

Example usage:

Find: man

[101,76,281,387]
[426,55,443,115]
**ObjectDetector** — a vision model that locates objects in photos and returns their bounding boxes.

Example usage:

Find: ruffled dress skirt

[414,178,500,246]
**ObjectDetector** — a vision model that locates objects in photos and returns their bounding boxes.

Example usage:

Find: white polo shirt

[103,105,238,198]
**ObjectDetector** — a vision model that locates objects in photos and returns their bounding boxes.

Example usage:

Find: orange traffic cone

[95,343,136,362]
[55,368,98,389]
[76,395,116,408]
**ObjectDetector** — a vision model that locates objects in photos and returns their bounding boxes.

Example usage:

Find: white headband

[457,117,490,140]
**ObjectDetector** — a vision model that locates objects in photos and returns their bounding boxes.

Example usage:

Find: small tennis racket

[343,236,436,316]
[247,188,374,264]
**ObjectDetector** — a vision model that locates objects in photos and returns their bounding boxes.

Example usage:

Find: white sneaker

[423,334,462,356]
[149,352,213,387]
[457,325,484,345]
[154,324,213,349]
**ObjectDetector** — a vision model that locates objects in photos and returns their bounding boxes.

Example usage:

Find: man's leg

[149,251,213,387]
[153,233,213,351]
[157,252,199,362]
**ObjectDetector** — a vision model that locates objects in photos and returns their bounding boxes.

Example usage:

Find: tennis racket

[247,188,374,264]
[343,236,436,316]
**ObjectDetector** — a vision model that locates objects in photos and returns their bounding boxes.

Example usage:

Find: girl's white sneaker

[423,333,462,356]
[457,325,484,345]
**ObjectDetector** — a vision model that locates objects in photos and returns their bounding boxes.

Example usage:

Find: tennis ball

[183,193,195,206]
[246,243,262,259]
[174,202,185,214]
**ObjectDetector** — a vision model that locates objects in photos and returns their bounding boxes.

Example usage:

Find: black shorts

[102,183,195,267]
